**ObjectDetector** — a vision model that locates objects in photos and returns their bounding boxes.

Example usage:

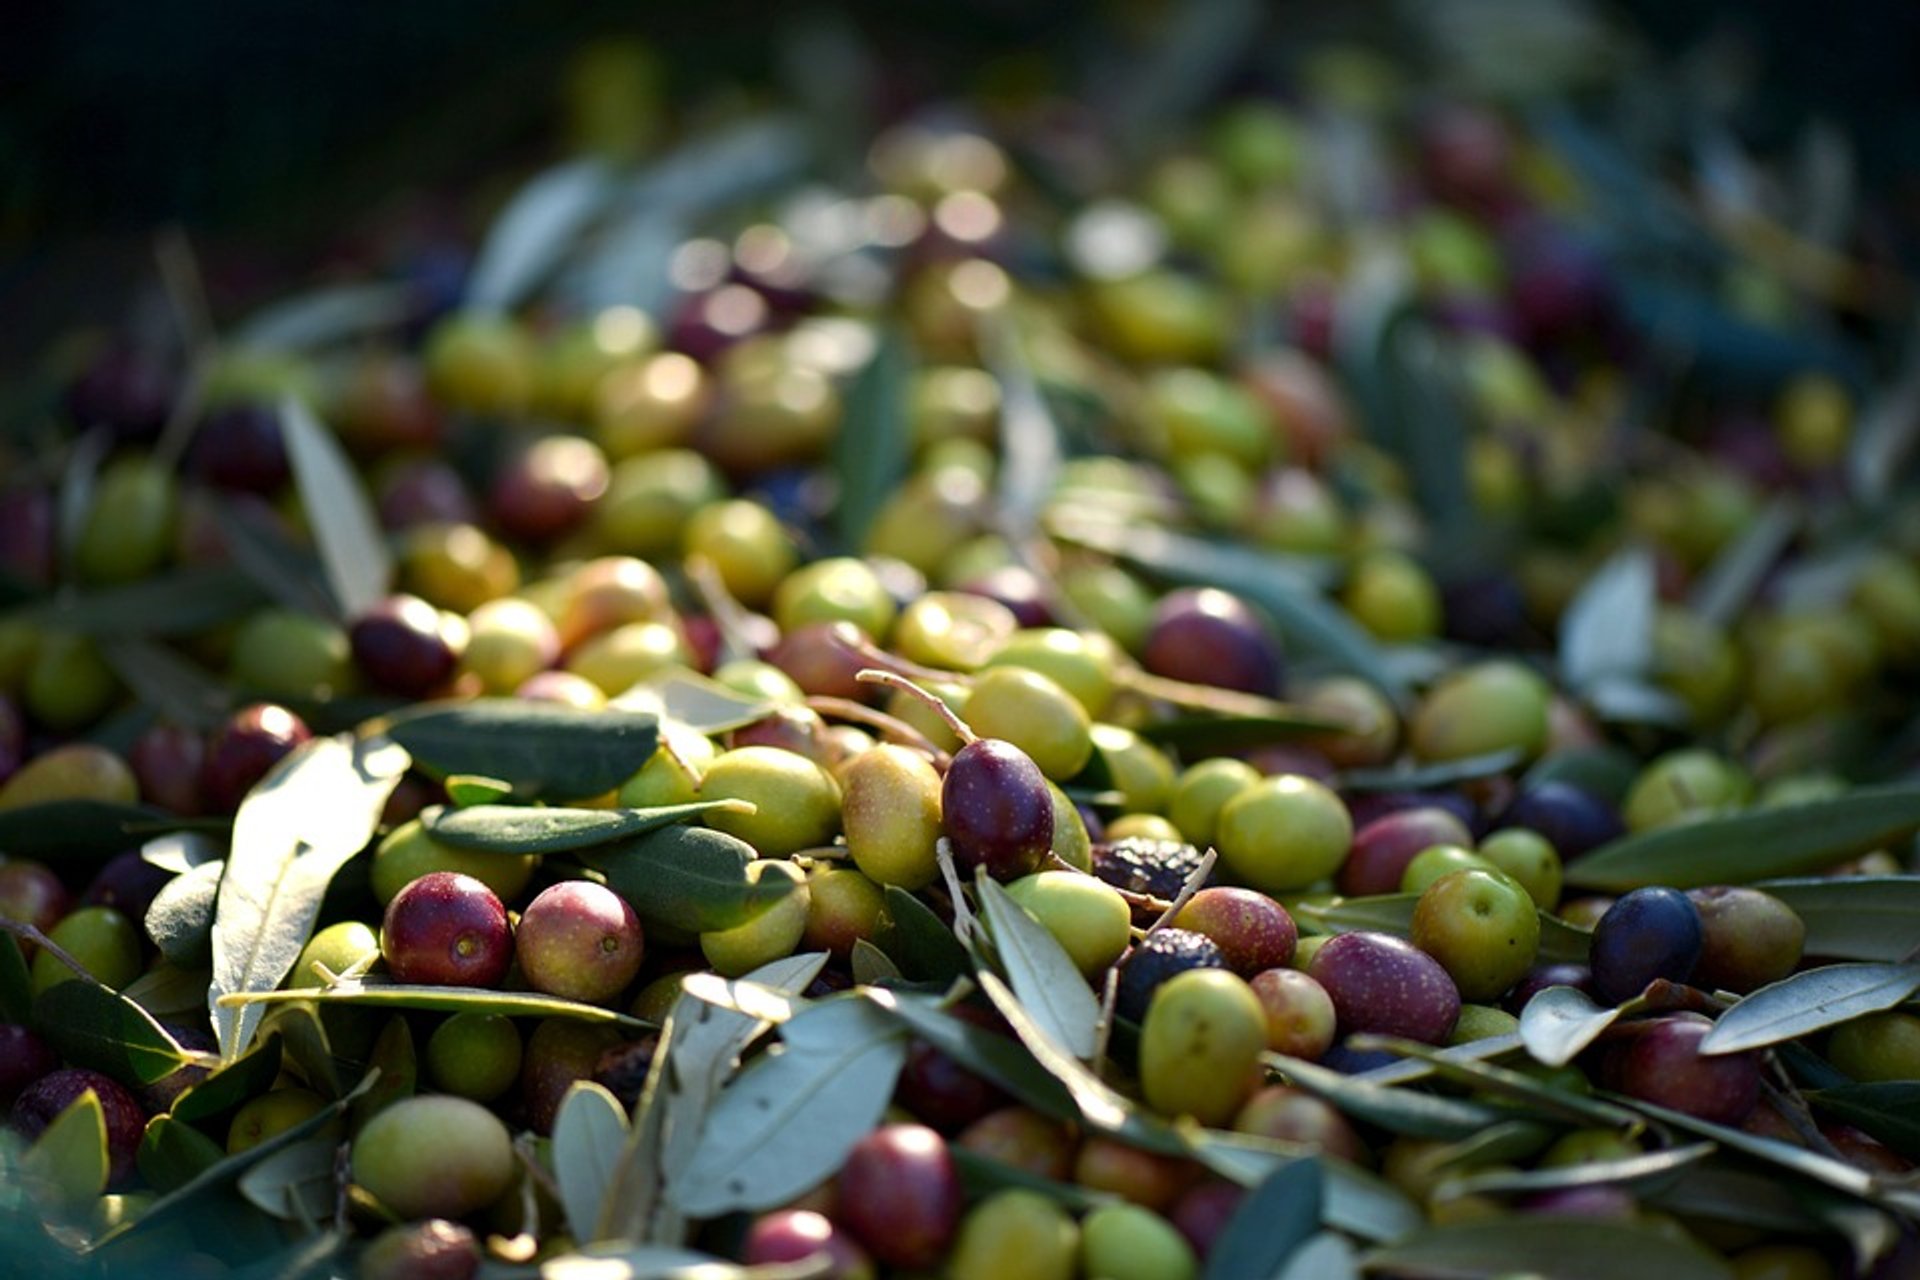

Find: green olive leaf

[976,873,1101,1060]
[1349,1035,1635,1128]
[1187,1131,1424,1243]
[1567,784,1920,891]
[1559,546,1658,694]
[669,997,907,1218]
[465,157,618,313]
[1204,1156,1322,1280]
[1340,748,1528,793]
[610,668,776,736]
[146,858,223,967]
[864,988,1077,1122]
[33,979,195,1086]
[427,800,750,855]
[1276,1232,1360,1280]
[1449,1143,1715,1198]
[1756,875,1920,962]
[445,775,515,807]
[230,282,413,353]
[209,732,410,1059]
[21,1089,110,1210]
[581,824,798,933]
[137,1114,228,1193]
[97,636,232,732]
[235,1135,338,1222]
[0,565,265,637]
[1699,963,1920,1056]
[874,885,971,984]
[0,800,193,861]
[1518,984,1628,1068]
[833,323,913,549]
[1806,1083,1920,1161]
[1363,1217,1735,1280]
[221,979,650,1029]
[553,1081,630,1243]
[1262,1052,1504,1140]
[1689,498,1800,627]
[169,1035,284,1129]
[384,699,658,799]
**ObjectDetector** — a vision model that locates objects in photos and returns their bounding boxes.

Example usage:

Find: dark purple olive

[1499,781,1625,861]
[189,403,290,494]
[0,486,57,589]
[351,594,462,697]
[1141,587,1283,696]
[1588,887,1703,1006]
[942,738,1054,881]
[66,340,178,442]
[956,565,1055,628]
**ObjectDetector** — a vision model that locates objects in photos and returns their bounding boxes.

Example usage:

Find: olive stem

[1144,847,1218,938]
[805,696,953,770]
[1091,963,1123,1085]
[855,669,978,746]
[0,918,104,989]
[1114,665,1348,729]
[684,553,762,668]
[934,838,977,943]
[836,632,976,689]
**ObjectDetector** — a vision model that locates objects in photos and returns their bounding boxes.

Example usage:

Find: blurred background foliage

[2,0,1917,369]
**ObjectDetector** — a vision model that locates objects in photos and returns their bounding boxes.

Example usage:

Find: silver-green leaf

[976,873,1100,1059]
[1700,963,1920,1056]
[553,1081,630,1244]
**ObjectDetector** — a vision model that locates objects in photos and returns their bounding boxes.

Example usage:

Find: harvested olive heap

[5,32,1920,1280]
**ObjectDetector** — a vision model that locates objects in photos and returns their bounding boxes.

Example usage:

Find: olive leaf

[351,1016,416,1129]
[426,800,749,855]
[1559,545,1658,694]
[1756,875,1920,962]
[1363,1218,1736,1280]
[863,988,1077,1122]
[0,565,264,637]
[209,732,410,1058]
[0,800,191,861]
[832,323,913,549]
[1699,963,1920,1056]
[222,979,651,1029]
[21,1090,109,1209]
[169,1035,284,1128]
[33,980,195,1086]
[122,963,215,1021]
[280,395,392,621]
[612,669,776,735]
[1350,1035,1635,1129]
[1566,783,1920,891]
[599,952,828,1243]
[146,858,223,966]
[1449,1144,1715,1198]
[1276,1233,1360,1280]
[229,282,414,353]
[97,637,231,732]
[976,873,1100,1060]
[553,1082,629,1243]
[1689,498,1799,627]
[1340,748,1527,793]
[849,939,900,986]
[1204,1157,1322,1280]
[236,1136,338,1222]
[137,1114,228,1192]
[985,313,1062,546]
[465,158,618,313]
[582,824,799,934]
[1807,1083,1920,1160]
[1518,984,1627,1067]
[874,885,971,984]
[1262,1053,1503,1140]
[669,996,906,1218]
[1187,1131,1423,1243]
[384,699,658,799]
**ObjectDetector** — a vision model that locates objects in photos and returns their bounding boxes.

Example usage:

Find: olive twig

[1091,963,1123,1084]
[855,669,978,746]
[0,918,105,989]
[1144,847,1218,937]
[805,695,953,769]
[934,838,977,944]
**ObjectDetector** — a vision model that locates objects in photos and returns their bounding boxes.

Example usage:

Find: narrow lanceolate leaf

[1350,1036,1635,1128]
[229,282,414,353]
[138,1113,227,1192]
[1364,1218,1734,1280]
[384,699,657,799]
[221,979,651,1029]
[1700,963,1920,1056]
[145,858,223,967]
[169,1035,284,1127]
[1688,498,1799,627]
[1204,1157,1322,1280]
[235,1136,337,1222]
[1620,1098,1882,1205]
[832,324,912,550]
[613,669,776,736]
[0,801,189,861]
[600,952,828,1243]
[1519,984,1628,1068]
[33,981,195,1086]
[670,997,907,1217]
[1296,895,1592,966]
[1807,1083,1920,1160]
[1,565,263,637]
[864,989,1078,1122]
[1187,1131,1422,1243]
[465,158,617,312]
[1560,546,1657,693]
[1058,520,1409,707]
[97,637,230,732]
[22,1090,109,1208]
[1340,749,1527,793]
[1757,876,1920,962]
[985,316,1061,545]
[553,1082,630,1243]
[1277,1233,1360,1280]
[976,874,1100,1060]
[209,733,410,1058]
[280,396,391,621]
[875,885,971,984]
[1452,1144,1715,1197]
[1264,1054,1502,1140]
[583,825,800,934]
[426,800,749,855]
[1567,784,1920,891]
